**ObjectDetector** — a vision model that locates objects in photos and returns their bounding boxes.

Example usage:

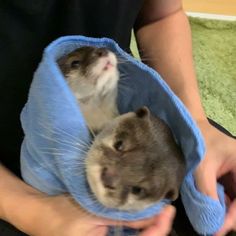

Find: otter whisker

[37,120,92,148]
[37,120,90,142]
[118,83,133,92]
[117,56,129,63]
[119,74,130,81]
[40,147,88,156]
[114,209,125,236]
[36,133,89,152]
[87,126,96,139]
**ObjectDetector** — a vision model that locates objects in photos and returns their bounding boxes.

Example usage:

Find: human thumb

[194,158,219,201]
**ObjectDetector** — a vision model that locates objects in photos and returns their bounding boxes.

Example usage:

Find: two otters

[57,47,186,211]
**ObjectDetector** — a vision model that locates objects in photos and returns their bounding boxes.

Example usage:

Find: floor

[182,0,236,15]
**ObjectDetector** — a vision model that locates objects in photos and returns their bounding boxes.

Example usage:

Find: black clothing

[0,1,235,236]
[0,0,144,176]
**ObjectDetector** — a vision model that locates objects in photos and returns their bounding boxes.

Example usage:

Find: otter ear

[165,188,179,201]
[135,106,150,119]
[57,57,67,74]
[57,56,66,67]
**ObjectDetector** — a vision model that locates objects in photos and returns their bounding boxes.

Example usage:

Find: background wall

[182,0,236,15]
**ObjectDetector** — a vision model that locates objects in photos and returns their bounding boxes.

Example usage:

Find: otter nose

[96,48,109,57]
[101,167,117,189]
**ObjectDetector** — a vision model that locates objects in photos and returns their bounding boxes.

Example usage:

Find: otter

[57,46,119,133]
[57,48,185,211]
[85,107,186,211]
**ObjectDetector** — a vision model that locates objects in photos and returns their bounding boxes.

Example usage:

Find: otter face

[85,107,186,211]
[57,46,119,101]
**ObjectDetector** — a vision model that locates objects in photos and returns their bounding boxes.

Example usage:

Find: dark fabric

[0,0,144,176]
[0,220,27,236]
[208,119,236,139]
[0,1,235,236]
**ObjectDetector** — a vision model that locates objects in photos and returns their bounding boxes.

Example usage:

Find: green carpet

[131,17,236,135]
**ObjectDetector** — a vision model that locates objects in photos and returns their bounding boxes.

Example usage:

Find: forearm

[135,9,206,121]
[0,164,46,234]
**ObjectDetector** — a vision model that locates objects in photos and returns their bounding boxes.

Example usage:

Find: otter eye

[131,186,144,196]
[114,140,123,151]
[70,60,80,68]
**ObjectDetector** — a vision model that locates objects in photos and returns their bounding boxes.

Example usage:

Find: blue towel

[20,36,225,235]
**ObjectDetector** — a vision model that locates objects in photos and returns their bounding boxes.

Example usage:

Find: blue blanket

[20,36,225,235]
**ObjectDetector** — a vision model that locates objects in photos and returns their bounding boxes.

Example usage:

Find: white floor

[187,12,236,21]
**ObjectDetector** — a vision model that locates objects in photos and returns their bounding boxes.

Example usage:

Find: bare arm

[0,164,43,234]
[134,0,206,121]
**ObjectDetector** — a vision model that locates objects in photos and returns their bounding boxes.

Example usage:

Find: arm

[134,0,205,121]
[0,164,45,235]
[134,0,218,199]
[0,164,175,236]
[135,1,236,235]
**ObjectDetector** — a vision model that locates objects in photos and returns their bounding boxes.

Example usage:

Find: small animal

[85,107,186,211]
[58,48,186,212]
[57,46,119,133]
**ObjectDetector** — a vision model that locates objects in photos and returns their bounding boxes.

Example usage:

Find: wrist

[172,84,207,123]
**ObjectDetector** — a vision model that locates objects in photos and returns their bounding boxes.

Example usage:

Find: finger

[139,205,176,236]
[100,205,175,230]
[215,200,236,236]
[126,205,175,229]
[96,214,156,229]
[194,159,219,200]
[224,193,231,208]
[99,215,156,229]
[139,224,165,236]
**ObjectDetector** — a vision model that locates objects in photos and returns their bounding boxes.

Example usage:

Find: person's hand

[194,119,236,236]
[25,194,175,236]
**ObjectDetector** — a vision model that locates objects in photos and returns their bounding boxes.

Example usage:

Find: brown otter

[85,107,186,211]
[57,46,119,133]
[58,48,185,211]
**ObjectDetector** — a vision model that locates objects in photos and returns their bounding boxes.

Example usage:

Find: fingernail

[168,206,176,219]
